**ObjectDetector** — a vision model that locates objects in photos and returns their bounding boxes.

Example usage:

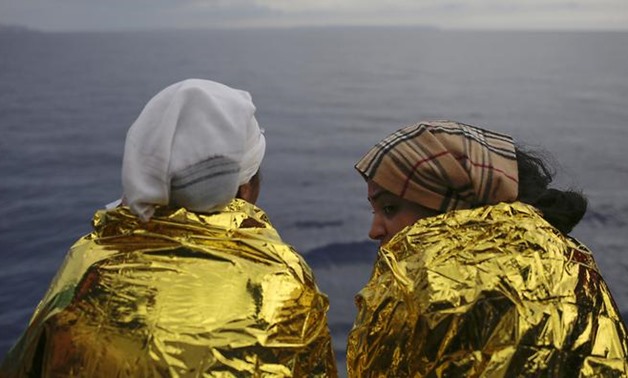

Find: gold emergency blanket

[347,202,628,377]
[1,199,337,377]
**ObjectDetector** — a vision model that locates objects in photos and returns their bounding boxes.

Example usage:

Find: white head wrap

[122,79,265,221]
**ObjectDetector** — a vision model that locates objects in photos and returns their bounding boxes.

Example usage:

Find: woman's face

[367,180,438,245]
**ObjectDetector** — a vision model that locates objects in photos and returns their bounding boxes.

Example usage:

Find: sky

[0,0,627,32]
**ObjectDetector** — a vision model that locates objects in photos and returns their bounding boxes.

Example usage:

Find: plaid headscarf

[355,120,519,212]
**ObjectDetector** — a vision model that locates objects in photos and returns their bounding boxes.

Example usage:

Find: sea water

[1,28,627,375]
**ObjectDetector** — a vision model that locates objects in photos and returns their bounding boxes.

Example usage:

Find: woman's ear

[236,174,261,204]
[236,182,252,202]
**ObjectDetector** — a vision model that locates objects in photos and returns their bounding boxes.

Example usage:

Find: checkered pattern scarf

[355,120,519,212]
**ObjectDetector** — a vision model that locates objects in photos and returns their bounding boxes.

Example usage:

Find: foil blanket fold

[1,199,337,377]
[347,202,628,377]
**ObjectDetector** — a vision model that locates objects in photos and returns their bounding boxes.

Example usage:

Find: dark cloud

[0,0,626,31]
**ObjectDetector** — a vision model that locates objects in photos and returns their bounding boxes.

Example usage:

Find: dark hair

[515,146,587,234]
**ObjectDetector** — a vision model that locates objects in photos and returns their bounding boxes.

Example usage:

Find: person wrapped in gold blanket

[347,120,627,377]
[1,79,337,377]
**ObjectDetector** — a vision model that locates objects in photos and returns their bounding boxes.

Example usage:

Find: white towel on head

[122,79,265,221]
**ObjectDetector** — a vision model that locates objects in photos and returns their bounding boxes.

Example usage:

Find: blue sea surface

[1,28,627,375]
